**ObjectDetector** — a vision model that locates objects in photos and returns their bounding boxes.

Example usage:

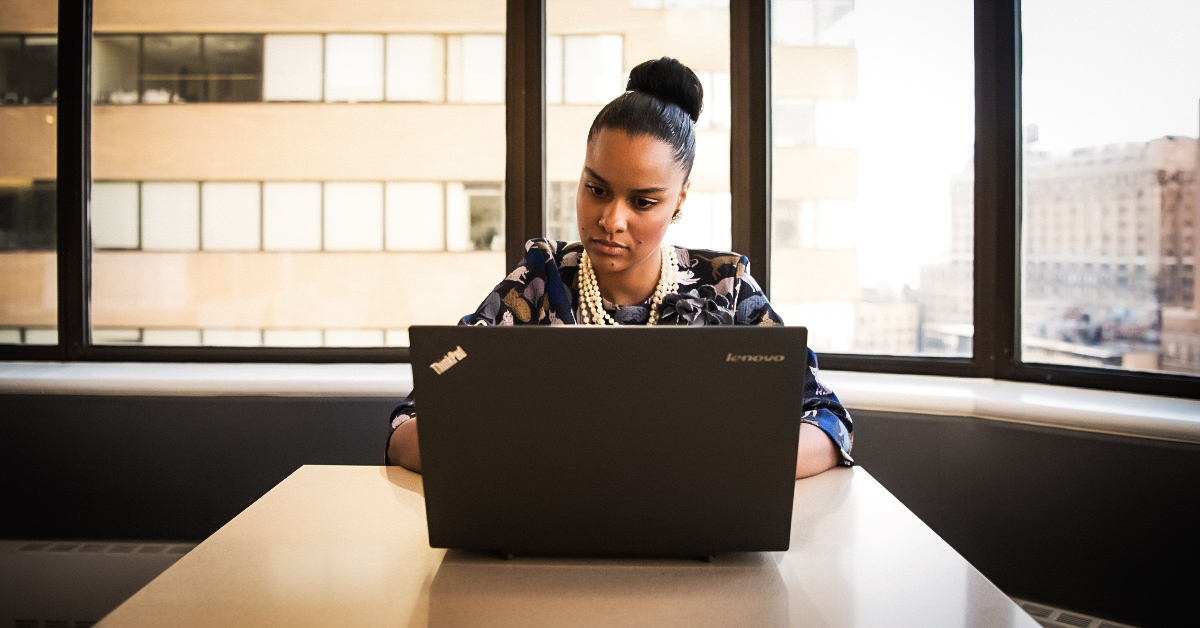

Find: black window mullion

[729,0,771,295]
[504,0,545,271]
[57,0,92,360]
[972,0,1021,380]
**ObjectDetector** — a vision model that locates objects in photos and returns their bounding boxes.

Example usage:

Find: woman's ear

[677,179,691,210]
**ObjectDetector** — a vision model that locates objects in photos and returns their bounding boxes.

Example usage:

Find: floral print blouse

[390,238,854,465]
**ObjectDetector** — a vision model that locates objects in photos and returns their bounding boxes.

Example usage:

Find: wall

[0,394,394,540]
[2,394,1196,627]
[852,409,1200,628]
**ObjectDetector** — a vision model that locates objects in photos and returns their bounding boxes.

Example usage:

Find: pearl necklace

[578,242,679,326]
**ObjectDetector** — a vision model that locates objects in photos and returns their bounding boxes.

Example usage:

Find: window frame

[1,0,1196,400]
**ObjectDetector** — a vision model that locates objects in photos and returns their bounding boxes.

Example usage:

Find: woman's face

[577,129,689,276]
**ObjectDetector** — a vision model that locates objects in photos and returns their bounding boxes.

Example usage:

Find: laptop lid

[409,325,808,557]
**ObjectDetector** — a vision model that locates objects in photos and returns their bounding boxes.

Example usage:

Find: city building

[1022,136,1195,370]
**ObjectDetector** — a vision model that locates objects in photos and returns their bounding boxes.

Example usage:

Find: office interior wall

[851,409,1199,628]
[0,395,394,540]
[1,395,1196,627]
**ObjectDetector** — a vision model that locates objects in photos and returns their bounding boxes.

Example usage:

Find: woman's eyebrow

[583,167,667,195]
[582,167,609,185]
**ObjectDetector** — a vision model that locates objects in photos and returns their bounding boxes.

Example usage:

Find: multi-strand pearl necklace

[578,241,679,325]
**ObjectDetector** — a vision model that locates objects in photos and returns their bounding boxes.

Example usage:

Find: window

[324,34,384,103]
[386,35,445,102]
[0,8,58,347]
[0,35,58,105]
[770,0,975,357]
[8,0,1197,399]
[1022,0,1200,376]
[94,34,263,104]
[263,35,323,102]
[87,1,506,348]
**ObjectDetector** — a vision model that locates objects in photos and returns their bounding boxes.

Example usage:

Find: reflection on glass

[1022,0,1200,375]
[770,0,974,356]
[90,1,506,347]
[546,1,731,252]
[0,3,58,345]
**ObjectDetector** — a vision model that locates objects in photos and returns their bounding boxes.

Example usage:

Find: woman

[388,57,853,478]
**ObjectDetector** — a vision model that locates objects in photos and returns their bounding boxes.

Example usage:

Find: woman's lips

[590,238,627,256]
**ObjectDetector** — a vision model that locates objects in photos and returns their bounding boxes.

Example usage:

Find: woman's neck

[593,250,662,306]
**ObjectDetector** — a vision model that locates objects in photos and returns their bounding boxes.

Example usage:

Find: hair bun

[626,57,703,123]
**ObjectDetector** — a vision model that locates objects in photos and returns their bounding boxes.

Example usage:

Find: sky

[849,0,1200,290]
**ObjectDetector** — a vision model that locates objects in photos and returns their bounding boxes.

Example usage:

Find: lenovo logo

[726,353,785,363]
[430,346,467,375]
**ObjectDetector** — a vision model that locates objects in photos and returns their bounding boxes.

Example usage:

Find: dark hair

[587,57,704,178]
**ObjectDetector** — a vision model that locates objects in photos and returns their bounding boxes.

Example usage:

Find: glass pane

[91,2,505,347]
[142,35,204,104]
[770,0,975,356]
[0,6,59,345]
[204,35,263,102]
[546,1,732,252]
[1022,0,1200,375]
[94,36,139,104]
[263,34,323,102]
[324,34,384,103]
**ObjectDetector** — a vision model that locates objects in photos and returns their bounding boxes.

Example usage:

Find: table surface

[99,465,1040,628]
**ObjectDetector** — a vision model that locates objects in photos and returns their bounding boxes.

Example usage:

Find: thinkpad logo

[430,346,468,374]
[726,353,785,363]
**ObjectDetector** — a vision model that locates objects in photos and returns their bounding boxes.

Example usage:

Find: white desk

[99,465,1039,627]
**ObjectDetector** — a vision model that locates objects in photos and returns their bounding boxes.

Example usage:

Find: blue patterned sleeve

[803,349,854,465]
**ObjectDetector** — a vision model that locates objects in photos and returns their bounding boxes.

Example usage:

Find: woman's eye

[587,185,606,197]
[634,198,658,210]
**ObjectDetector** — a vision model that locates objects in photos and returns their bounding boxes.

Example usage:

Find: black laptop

[408,325,808,558]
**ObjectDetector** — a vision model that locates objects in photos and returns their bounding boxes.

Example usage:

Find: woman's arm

[796,423,839,479]
[388,418,422,472]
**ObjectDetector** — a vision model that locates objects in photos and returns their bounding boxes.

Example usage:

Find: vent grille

[12,622,95,628]
[15,541,194,556]
[1012,598,1139,628]
[1056,613,1093,628]
[1023,603,1053,618]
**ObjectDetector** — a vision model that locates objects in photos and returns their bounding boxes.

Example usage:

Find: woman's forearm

[388,418,423,472]
[795,423,839,479]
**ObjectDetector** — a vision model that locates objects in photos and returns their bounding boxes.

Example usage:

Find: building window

[0,35,57,105]
[0,181,56,251]
[773,0,855,48]
[547,34,624,105]
[94,34,263,104]
[324,34,385,103]
[263,34,324,102]
[386,34,446,102]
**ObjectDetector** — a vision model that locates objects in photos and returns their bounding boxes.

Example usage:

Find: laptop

[408,325,808,558]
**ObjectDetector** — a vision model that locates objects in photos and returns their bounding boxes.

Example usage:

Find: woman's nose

[598,200,630,234]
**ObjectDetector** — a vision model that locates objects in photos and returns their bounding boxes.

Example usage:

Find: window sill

[819,370,1200,446]
[0,361,411,398]
[2,361,1197,445]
